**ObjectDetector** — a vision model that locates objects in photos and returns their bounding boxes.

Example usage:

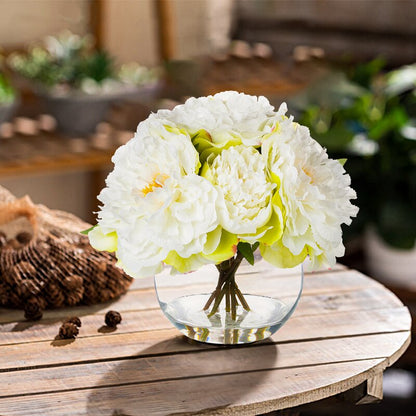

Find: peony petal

[88,226,118,252]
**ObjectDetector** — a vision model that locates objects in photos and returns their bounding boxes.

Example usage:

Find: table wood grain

[0,261,411,416]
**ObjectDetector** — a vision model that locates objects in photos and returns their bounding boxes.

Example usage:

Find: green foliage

[0,72,15,104]
[237,242,259,265]
[80,225,97,235]
[8,32,116,91]
[79,51,114,83]
[289,60,416,249]
[348,57,386,88]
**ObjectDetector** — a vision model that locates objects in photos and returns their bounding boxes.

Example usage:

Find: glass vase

[155,256,303,345]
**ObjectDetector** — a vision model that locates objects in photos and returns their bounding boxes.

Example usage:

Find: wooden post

[89,0,104,49]
[155,0,176,61]
[343,373,384,405]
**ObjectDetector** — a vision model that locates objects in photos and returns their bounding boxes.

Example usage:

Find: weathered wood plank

[0,263,411,416]
[0,359,388,416]
[0,283,406,346]
[0,307,410,371]
[0,332,409,398]
[0,269,391,325]
[0,304,410,347]
[0,262,347,324]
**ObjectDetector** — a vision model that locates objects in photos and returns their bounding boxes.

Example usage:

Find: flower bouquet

[87,91,358,344]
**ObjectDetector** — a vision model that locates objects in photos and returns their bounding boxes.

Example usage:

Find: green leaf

[338,158,347,166]
[238,242,255,265]
[80,225,97,235]
[368,107,408,140]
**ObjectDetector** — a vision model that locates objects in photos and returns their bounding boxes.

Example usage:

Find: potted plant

[290,60,416,286]
[8,31,160,136]
[0,56,17,125]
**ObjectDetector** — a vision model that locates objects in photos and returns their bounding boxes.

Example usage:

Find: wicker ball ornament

[0,185,132,314]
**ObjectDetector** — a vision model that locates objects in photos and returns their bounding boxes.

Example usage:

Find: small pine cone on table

[59,322,79,339]
[63,316,82,328]
[105,310,122,327]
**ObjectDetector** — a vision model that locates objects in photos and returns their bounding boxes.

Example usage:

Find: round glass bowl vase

[155,258,303,345]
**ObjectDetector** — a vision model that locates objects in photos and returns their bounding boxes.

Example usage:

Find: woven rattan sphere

[0,185,132,313]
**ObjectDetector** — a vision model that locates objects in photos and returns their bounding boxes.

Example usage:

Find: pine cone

[83,283,98,304]
[24,297,44,321]
[66,286,84,306]
[0,282,9,306]
[105,310,122,327]
[3,265,22,286]
[45,283,65,308]
[62,274,83,291]
[98,288,114,303]
[8,290,23,308]
[18,261,37,276]
[63,316,82,327]
[59,322,79,339]
[19,279,40,298]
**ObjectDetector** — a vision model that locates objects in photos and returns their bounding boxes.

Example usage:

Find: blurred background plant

[8,31,159,96]
[0,55,15,104]
[118,62,160,88]
[0,54,17,125]
[289,60,416,251]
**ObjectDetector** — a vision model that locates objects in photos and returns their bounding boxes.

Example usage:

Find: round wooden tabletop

[0,261,411,415]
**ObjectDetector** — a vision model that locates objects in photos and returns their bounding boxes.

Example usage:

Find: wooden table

[0,262,411,415]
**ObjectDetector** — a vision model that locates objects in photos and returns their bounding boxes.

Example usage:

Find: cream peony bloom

[261,122,359,268]
[207,145,276,236]
[91,127,219,277]
[89,91,358,277]
[158,91,284,146]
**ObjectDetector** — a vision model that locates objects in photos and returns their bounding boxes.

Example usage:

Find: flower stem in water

[204,252,250,320]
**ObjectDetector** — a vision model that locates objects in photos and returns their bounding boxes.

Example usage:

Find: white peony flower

[92,127,219,277]
[89,91,359,278]
[135,114,200,175]
[208,145,276,236]
[158,91,285,146]
[262,122,359,268]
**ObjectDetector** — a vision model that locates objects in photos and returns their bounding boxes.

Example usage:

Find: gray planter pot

[40,93,114,137]
[0,99,18,125]
[39,86,151,137]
